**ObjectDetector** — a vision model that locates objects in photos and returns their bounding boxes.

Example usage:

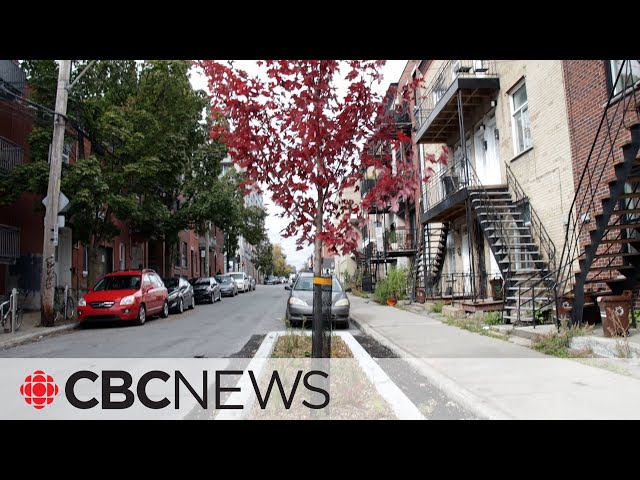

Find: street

[0,284,293,358]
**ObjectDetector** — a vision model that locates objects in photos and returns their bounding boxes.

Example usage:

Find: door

[474,117,501,185]
[461,226,472,295]
[104,247,113,274]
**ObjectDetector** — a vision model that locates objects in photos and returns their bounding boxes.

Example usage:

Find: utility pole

[40,60,71,327]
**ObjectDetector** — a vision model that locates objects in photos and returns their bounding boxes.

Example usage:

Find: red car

[77,269,169,326]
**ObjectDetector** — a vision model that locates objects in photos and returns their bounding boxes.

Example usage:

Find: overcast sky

[190,60,408,270]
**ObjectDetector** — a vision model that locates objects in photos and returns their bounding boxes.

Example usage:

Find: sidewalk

[0,311,78,350]
[349,296,640,420]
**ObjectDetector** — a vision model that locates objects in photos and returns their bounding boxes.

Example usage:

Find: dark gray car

[192,277,222,304]
[163,276,195,314]
[215,275,238,297]
[285,272,350,328]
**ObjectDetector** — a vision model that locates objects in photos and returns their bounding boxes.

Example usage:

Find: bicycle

[1,289,25,332]
[53,285,76,324]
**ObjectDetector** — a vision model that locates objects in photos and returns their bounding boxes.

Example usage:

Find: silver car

[285,272,350,328]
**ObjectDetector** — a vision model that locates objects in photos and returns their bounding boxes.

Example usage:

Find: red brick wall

[563,60,640,304]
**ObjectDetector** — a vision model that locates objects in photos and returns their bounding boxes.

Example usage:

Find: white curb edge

[215,330,424,420]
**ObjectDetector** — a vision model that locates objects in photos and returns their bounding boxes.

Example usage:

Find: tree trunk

[88,241,101,289]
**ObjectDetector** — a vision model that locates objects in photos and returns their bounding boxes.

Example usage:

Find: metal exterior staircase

[515,60,640,327]
[470,184,556,323]
[423,222,449,297]
[572,122,640,315]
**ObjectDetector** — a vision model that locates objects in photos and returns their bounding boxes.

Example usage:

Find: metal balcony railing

[384,228,417,253]
[0,225,20,261]
[0,60,27,96]
[427,272,490,300]
[414,60,498,132]
[0,136,23,172]
[423,156,472,212]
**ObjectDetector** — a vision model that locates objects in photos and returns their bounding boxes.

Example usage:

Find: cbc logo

[20,370,59,410]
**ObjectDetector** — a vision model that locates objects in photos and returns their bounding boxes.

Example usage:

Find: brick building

[0,61,226,309]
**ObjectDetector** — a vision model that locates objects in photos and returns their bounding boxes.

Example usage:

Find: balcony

[0,61,27,96]
[0,225,20,264]
[383,228,417,257]
[0,137,23,173]
[414,60,500,144]
[421,157,472,223]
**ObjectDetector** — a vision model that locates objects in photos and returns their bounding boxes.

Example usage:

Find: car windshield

[216,276,232,284]
[293,277,342,292]
[163,278,179,288]
[194,278,211,285]
[94,275,141,291]
[230,273,244,280]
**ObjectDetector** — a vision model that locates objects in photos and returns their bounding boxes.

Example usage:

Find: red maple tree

[197,60,442,274]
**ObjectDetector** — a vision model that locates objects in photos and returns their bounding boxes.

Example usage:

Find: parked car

[229,271,250,293]
[77,269,169,326]
[284,272,351,328]
[163,276,195,314]
[265,276,277,285]
[248,276,256,291]
[215,274,238,297]
[192,277,222,304]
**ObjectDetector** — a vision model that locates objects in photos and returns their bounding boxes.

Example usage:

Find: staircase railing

[460,157,515,314]
[505,163,557,276]
[515,60,640,326]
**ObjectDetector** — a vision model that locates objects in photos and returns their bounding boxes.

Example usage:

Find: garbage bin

[416,288,426,304]
[558,294,574,321]
[596,290,633,337]
[489,277,503,300]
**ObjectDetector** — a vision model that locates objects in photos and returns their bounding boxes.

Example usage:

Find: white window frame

[119,242,126,271]
[609,60,640,96]
[509,80,532,155]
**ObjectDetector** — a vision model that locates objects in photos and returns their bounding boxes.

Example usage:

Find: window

[182,242,188,269]
[151,274,164,288]
[119,242,126,270]
[510,82,532,155]
[518,199,531,226]
[609,60,640,96]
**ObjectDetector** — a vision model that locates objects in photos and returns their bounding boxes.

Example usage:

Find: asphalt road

[0,284,294,358]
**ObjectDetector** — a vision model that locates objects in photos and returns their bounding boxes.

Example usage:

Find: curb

[215,330,424,420]
[0,323,79,350]
[349,312,515,420]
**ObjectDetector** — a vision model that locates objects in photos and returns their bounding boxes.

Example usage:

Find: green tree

[252,237,273,278]
[272,243,294,277]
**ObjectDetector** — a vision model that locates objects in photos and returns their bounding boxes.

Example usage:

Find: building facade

[0,61,226,310]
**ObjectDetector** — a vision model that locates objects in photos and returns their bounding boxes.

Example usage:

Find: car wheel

[135,304,146,326]
[160,300,169,318]
[211,293,215,303]
[189,296,195,310]
[178,298,184,314]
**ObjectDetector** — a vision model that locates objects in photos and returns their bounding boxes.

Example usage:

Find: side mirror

[284,286,291,290]
[345,288,352,293]
[144,285,153,293]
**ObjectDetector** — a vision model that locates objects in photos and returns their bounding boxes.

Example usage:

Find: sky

[190,60,408,270]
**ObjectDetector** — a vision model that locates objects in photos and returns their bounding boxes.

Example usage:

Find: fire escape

[519,60,640,326]
[413,60,556,320]
[357,98,417,292]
